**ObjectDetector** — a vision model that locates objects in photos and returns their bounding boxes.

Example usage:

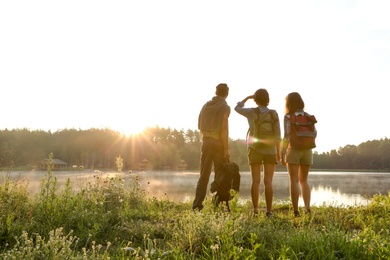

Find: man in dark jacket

[192,83,231,211]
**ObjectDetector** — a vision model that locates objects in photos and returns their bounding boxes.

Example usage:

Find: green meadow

[1,156,389,259]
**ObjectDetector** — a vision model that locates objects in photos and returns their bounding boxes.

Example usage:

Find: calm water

[3,170,390,207]
[131,170,390,207]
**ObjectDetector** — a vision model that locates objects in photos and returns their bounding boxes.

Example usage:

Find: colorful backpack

[289,112,317,149]
[250,108,278,147]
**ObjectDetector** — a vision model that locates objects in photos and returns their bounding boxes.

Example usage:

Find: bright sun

[108,113,151,137]
[119,125,146,137]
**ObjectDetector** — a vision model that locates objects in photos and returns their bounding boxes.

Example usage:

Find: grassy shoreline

[1,162,389,259]
[2,166,390,173]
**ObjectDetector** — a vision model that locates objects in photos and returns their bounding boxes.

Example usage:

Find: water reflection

[310,185,371,207]
[133,171,389,207]
[2,170,389,207]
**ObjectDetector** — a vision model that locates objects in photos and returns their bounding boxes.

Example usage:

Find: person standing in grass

[192,83,231,212]
[234,89,281,217]
[281,92,316,217]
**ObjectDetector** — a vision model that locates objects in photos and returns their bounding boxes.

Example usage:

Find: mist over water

[2,170,389,207]
[138,171,389,207]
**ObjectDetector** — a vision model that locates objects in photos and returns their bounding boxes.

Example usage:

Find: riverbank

[2,169,390,207]
[1,169,389,259]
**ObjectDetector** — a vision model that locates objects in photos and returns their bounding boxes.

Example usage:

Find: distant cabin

[136,159,152,171]
[176,160,188,171]
[39,158,68,170]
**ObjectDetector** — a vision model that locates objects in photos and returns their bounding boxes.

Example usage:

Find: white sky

[1,0,389,154]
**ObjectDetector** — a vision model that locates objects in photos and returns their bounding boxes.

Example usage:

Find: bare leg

[287,163,300,212]
[299,164,311,211]
[263,163,275,213]
[250,164,261,213]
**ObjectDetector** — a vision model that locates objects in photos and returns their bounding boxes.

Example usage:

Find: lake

[3,170,390,207]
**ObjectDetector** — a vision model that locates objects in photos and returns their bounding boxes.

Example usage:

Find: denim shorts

[248,148,278,165]
[285,148,313,165]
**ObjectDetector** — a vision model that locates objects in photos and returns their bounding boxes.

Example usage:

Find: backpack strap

[268,109,276,134]
[289,112,296,124]
[247,107,261,137]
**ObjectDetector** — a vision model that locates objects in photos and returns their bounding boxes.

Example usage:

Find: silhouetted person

[235,89,281,217]
[281,92,317,217]
[192,83,230,211]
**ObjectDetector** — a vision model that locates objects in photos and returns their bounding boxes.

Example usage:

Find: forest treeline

[0,127,389,171]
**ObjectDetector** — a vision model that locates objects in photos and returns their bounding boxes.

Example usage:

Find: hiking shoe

[294,211,300,217]
[266,212,274,218]
[306,208,311,214]
[253,210,259,217]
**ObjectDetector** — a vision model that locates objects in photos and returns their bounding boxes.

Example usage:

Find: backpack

[289,112,317,149]
[210,162,240,202]
[250,108,278,147]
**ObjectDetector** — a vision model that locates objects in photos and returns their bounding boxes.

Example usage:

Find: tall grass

[0,154,389,259]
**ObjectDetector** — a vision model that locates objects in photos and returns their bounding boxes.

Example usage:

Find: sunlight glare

[118,124,146,137]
